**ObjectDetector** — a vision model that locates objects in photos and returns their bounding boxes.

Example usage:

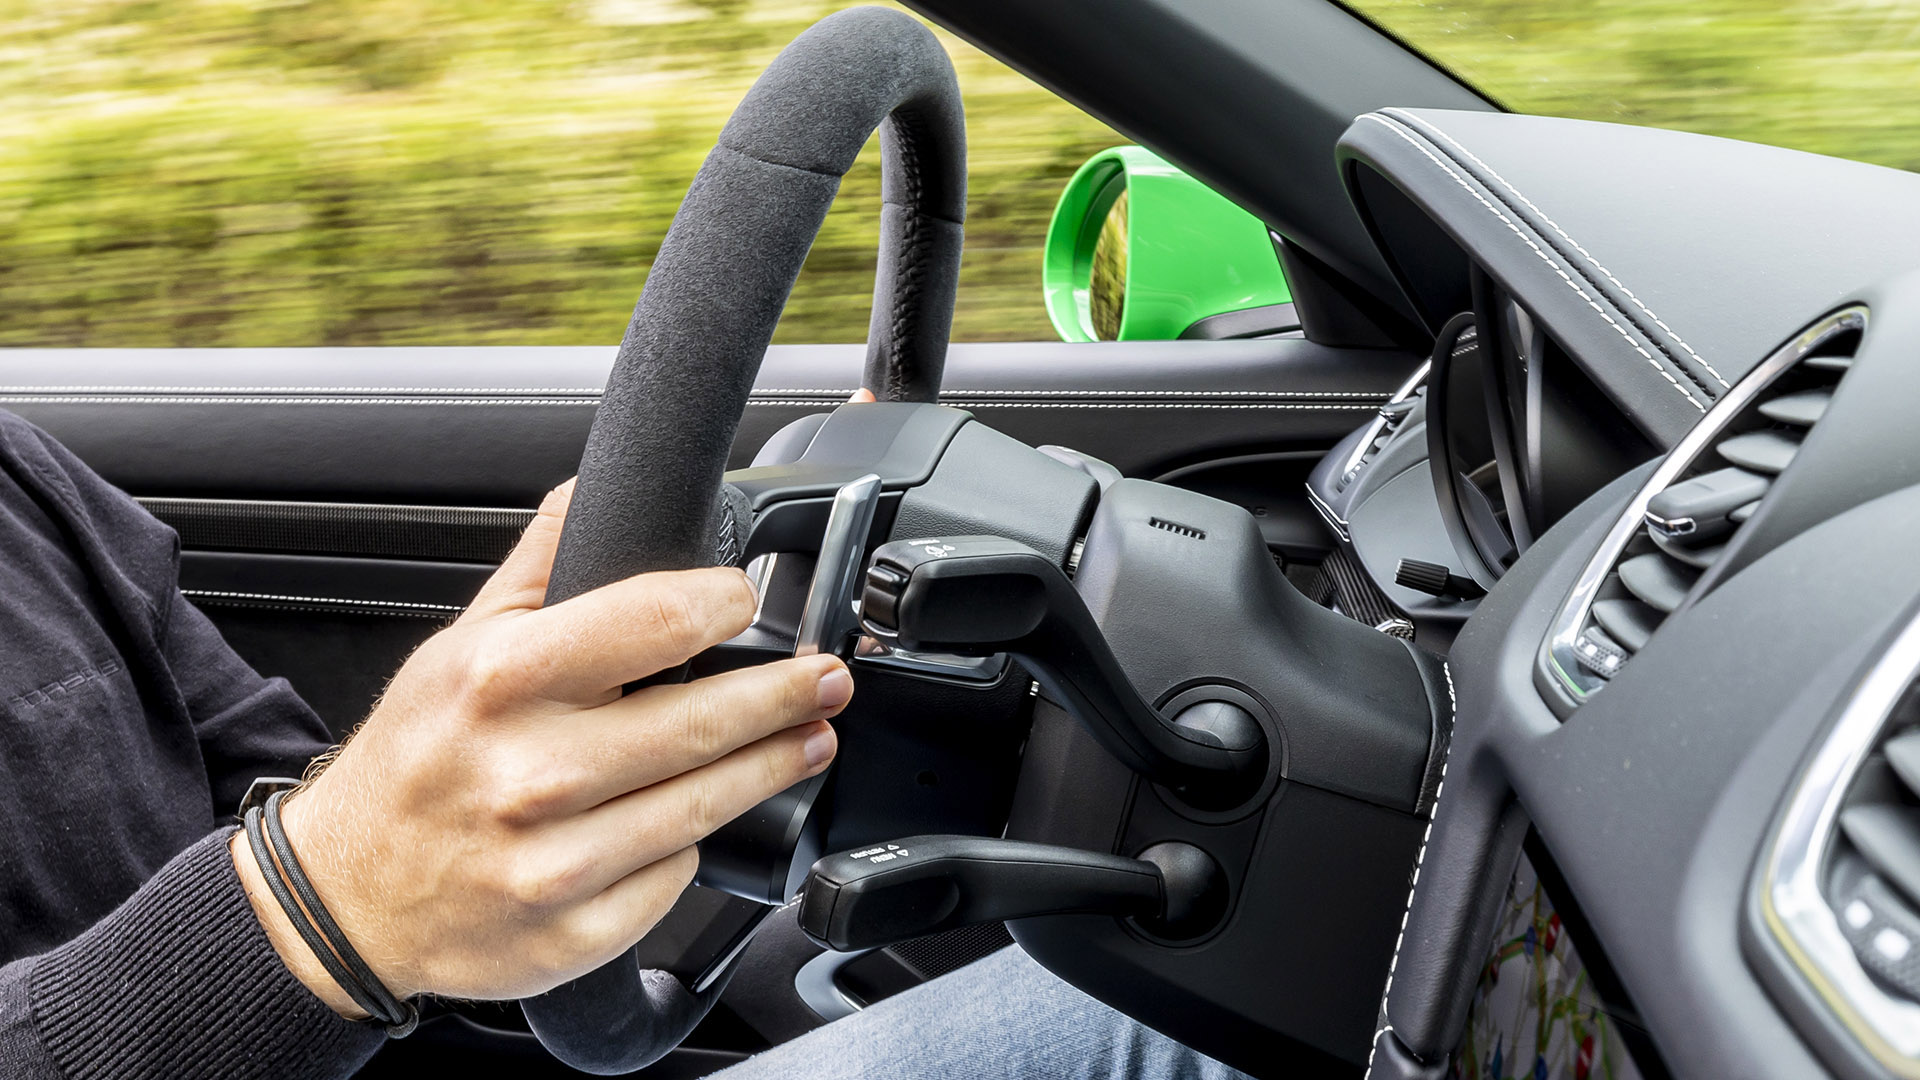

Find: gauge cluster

[1306,280,1657,652]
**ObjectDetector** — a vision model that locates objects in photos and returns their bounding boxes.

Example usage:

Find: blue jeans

[711,946,1251,1080]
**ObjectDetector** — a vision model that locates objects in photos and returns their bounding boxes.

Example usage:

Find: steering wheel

[520,8,967,1072]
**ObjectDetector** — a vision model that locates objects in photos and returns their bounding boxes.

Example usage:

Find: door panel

[3,340,1410,502]
[5,338,1416,733]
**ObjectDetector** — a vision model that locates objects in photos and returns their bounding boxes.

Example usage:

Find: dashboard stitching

[1386,110,1730,392]
[1358,114,1705,414]
[1364,659,1457,1080]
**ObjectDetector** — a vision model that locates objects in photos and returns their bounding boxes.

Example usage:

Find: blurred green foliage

[14,1,1918,348]
[0,0,1119,346]
[1354,0,1920,173]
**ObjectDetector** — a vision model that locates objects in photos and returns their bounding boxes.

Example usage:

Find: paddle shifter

[859,536,1269,809]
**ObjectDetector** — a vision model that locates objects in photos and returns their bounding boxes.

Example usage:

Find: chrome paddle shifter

[693,475,884,907]
[793,474,884,658]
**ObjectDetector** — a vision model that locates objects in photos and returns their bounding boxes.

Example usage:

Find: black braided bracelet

[243,791,419,1036]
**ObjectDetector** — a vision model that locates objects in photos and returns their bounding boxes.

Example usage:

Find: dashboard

[1303,106,1920,1080]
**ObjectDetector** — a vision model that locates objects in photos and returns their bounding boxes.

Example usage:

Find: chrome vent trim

[1540,306,1866,705]
[1761,607,1920,1077]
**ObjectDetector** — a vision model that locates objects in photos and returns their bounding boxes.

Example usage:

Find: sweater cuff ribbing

[29,828,385,1080]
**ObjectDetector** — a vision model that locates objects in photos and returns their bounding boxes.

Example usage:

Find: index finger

[511,566,758,704]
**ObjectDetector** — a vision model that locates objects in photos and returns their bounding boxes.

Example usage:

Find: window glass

[0,1,1118,346]
[1349,0,1920,175]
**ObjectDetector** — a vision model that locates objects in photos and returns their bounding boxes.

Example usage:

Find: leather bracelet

[243,791,419,1036]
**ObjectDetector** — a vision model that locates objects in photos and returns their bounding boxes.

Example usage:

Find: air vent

[1584,345,1851,667]
[1148,517,1205,540]
[1336,356,1433,492]
[1761,606,1920,1074]
[1542,307,1865,704]
[1833,731,1920,1001]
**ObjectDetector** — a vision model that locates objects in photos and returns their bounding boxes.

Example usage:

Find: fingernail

[816,665,854,710]
[804,724,838,768]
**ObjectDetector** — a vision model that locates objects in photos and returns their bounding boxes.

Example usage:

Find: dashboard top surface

[1329,104,1920,1080]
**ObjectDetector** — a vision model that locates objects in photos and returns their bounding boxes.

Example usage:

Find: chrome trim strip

[1303,482,1351,543]
[1762,605,1920,1075]
[852,638,1010,684]
[1540,306,1867,702]
[794,474,883,658]
[1337,359,1431,483]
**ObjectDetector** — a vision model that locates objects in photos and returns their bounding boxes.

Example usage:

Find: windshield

[1347,0,1920,174]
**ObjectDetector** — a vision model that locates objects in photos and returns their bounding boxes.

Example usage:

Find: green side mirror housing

[1042,145,1292,342]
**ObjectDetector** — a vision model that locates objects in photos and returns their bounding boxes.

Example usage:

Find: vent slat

[1567,323,1853,694]
[1840,803,1920,910]
[1617,552,1698,614]
[1717,430,1801,475]
[1645,466,1770,543]
[1650,530,1727,570]
[1591,597,1662,653]
[1885,728,1920,798]
[1757,389,1832,427]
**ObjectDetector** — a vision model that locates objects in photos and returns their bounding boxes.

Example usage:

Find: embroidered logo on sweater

[8,659,123,711]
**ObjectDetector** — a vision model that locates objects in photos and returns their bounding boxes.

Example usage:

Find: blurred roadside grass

[1358,0,1920,174]
[15,1,1920,348]
[0,0,1119,346]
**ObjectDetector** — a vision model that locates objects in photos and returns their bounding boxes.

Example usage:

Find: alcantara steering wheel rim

[519,7,966,1074]
[543,5,966,609]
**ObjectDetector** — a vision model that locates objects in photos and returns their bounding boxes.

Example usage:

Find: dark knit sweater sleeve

[0,830,385,1079]
[4,415,340,815]
[0,411,384,1075]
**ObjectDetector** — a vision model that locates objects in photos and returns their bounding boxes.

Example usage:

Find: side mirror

[1042,146,1294,342]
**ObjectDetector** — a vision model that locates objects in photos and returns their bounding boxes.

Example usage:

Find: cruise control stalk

[800,835,1227,951]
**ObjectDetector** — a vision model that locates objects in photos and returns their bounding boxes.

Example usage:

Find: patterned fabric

[1451,853,1647,1080]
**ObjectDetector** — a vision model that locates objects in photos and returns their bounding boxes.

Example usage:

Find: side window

[3,0,1180,347]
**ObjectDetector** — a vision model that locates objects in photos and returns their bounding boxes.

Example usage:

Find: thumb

[849,387,876,404]
[465,478,576,619]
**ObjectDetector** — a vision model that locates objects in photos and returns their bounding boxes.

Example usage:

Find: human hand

[232,479,850,1014]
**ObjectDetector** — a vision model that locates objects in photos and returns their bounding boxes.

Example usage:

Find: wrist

[229,828,370,1021]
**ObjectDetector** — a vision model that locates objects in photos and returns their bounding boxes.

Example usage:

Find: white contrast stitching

[1365,1024,1398,1078]
[1386,110,1728,390]
[0,386,1388,400]
[1359,114,1704,413]
[182,589,464,613]
[1363,661,1457,1080]
[186,598,453,620]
